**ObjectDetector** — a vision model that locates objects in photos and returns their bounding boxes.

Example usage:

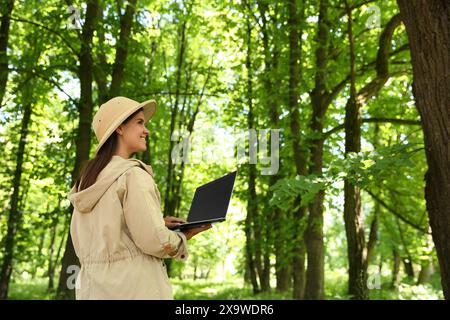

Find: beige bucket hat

[92,96,157,154]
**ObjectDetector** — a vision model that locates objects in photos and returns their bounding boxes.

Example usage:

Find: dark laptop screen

[187,171,237,222]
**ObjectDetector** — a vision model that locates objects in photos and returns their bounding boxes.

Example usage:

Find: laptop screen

[187,171,237,222]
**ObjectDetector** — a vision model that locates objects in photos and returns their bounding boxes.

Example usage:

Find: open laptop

[168,171,237,231]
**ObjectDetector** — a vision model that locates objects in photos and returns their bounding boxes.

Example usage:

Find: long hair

[76,107,144,191]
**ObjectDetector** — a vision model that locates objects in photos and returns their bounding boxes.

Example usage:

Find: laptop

[168,171,237,231]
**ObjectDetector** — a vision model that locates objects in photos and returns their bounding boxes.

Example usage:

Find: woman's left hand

[164,216,187,229]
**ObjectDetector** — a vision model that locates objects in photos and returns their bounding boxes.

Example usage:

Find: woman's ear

[116,125,123,136]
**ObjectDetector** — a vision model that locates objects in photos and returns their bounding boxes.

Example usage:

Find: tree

[288,0,307,300]
[0,0,15,107]
[243,3,260,294]
[396,0,450,299]
[0,17,43,298]
[0,93,33,300]
[58,0,145,299]
[57,0,100,300]
[343,0,402,298]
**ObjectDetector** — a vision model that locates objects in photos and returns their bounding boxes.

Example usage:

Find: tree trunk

[32,232,45,280]
[304,0,330,300]
[244,234,260,294]
[170,66,210,218]
[0,26,41,297]
[109,0,137,96]
[47,215,59,292]
[255,205,270,292]
[402,258,415,279]
[140,40,157,164]
[274,200,291,292]
[364,125,380,273]
[253,196,264,292]
[256,0,287,293]
[244,13,260,295]
[275,256,291,292]
[260,247,271,292]
[417,259,433,285]
[395,216,415,280]
[57,0,99,300]
[292,247,306,299]
[162,9,207,276]
[163,18,187,220]
[94,0,138,104]
[417,231,435,285]
[391,249,401,289]
[0,100,32,299]
[364,210,379,272]
[396,0,450,299]
[288,0,307,300]
[343,0,368,300]
[0,0,15,107]
[342,6,401,299]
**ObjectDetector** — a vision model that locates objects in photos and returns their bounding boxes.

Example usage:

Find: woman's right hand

[182,224,212,240]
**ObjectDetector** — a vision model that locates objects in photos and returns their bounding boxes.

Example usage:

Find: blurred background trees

[0,0,448,300]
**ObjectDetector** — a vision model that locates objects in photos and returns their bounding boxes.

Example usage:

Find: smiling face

[115,110,149,157]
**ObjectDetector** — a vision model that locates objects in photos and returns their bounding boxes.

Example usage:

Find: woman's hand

[182,224,212,240]
[164,216,187,229]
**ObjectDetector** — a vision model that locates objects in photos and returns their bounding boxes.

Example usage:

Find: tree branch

[324,24,408,107]
[365,189,430,234]
[134,91,224,100]
[244,0,263,29]
[5,66,77,104]
[357,14,402,104]
[33,73,77,104]
[110,0,138,96]
[92,2,108,105]
[324,117,421,139]
[10,16,79,58]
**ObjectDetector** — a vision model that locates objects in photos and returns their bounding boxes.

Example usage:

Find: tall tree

[161,1,213,275]
[343,0,367,300]
[95,0,138,103]
[397,0,450,299]
[304,0,331,300]
[243,0,272,292]
[0,0,15,107]
[57,0,100,300]
[0,53,36,299]
[287,0,307,299]
[163,5,189,219]
[244,8,260,294]
[343,1,402,298]
[58,0,140,299]
[0,101,32,300]
[109,0,138,96]
[256,0,291,292]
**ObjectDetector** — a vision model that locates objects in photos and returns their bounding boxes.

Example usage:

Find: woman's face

[116,111,149,154]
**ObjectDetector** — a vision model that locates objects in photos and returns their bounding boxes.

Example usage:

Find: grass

[8,278,54,300]
[324,268,444,300]
[6,274,444,300]
[172,278,292,300]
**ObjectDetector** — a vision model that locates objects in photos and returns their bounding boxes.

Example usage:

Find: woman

[68,96,211,299]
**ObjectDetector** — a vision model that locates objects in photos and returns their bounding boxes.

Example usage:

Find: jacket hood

[68,156,153,213]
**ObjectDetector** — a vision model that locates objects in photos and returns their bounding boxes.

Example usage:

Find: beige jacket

[68,155,188,300]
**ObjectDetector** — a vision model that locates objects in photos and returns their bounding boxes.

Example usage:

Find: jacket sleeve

[121,167,188,261]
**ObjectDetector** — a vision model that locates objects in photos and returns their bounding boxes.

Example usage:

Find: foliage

[0,0,442,300]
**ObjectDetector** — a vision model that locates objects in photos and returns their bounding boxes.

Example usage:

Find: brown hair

[76,107,144,191]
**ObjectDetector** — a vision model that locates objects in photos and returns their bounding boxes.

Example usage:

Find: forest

[0,0,449,300]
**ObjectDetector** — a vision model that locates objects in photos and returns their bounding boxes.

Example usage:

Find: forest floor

[7,272,443,300]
